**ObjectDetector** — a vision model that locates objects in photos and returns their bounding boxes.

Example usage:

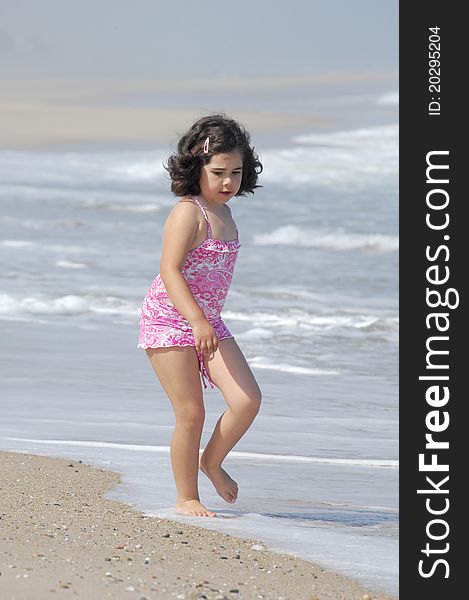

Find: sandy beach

[0,73,396,149]
[0,450,396,600]
[0,77,323,149]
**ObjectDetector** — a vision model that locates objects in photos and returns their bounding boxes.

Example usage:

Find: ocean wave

[260,124,399,190]
[0,183,165,213]
[223,309,399,331]
[232,286,329,304]
[80,200,163,212]
[109,159,166,181]
[114,203,162,212]
[1,240,102,255]
[292,123,397,149]
[0,149,167,188]
[253,225,398,252]
[0,292,139,317]
[248,356,339,376]
[0,292,398,332]
[1,239,37,248]
[6,437,398,468]
[376,91,399,106]
[236,327,275,340]
[0,126,397,193]
[55,260,88,269]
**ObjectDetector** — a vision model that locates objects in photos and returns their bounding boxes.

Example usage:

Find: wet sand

[0,450,397,600]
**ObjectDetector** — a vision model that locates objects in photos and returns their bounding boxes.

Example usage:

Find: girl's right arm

[159,202,219,356]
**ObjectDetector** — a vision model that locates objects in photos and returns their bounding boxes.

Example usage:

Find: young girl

[137,114,264,517]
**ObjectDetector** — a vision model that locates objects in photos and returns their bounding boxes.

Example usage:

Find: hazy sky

[0,0,398,79]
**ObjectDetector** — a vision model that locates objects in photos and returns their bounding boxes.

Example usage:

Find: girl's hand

[192,318,219,357]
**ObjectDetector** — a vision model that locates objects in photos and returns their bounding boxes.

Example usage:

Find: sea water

[0,88,398,595]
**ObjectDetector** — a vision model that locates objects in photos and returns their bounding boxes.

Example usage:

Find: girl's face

[199,150,243,206]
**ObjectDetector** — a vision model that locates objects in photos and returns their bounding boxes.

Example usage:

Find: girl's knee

[252,388,262,414]
[252,380,262,404]
[241,387,262,416]
[175,404,205,429]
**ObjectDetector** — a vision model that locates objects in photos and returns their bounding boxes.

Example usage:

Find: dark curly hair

[163,113,263,197]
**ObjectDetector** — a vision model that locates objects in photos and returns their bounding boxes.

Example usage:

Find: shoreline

[0,450,397,600]
[0,103,330,151]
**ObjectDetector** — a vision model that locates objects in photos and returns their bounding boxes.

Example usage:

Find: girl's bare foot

[199,457,239,504]
[175,499,217,517]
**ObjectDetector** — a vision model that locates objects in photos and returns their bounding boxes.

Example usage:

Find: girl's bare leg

[199,338,262,503]
[145,346,216,517]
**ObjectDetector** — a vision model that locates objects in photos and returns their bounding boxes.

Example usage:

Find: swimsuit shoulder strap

[191,195,212,238]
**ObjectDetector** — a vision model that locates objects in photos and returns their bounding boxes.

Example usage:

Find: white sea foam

[0,240,99,255]
[80,199,163,212]
[0,292,397,332]
[376,91,399,106]
[0,183,165,214]
[292,123,397,149]
[114,203,162,213]
[46,243,99,254]
[253,225,398,252]
[0,149,167,188]
[236,328,275,340]
[1,239,37,248]
[224,309,399,331]
[5,438,398,468]
[256,124,399,190]
[0,293,139,317]
[1,215,89,230]
[0,125,397,194]
[55,260,88,269]
[248,356,339,376]
[109,159,166,181]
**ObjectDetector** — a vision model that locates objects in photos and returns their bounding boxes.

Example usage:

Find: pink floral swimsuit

[137,195,241,389]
